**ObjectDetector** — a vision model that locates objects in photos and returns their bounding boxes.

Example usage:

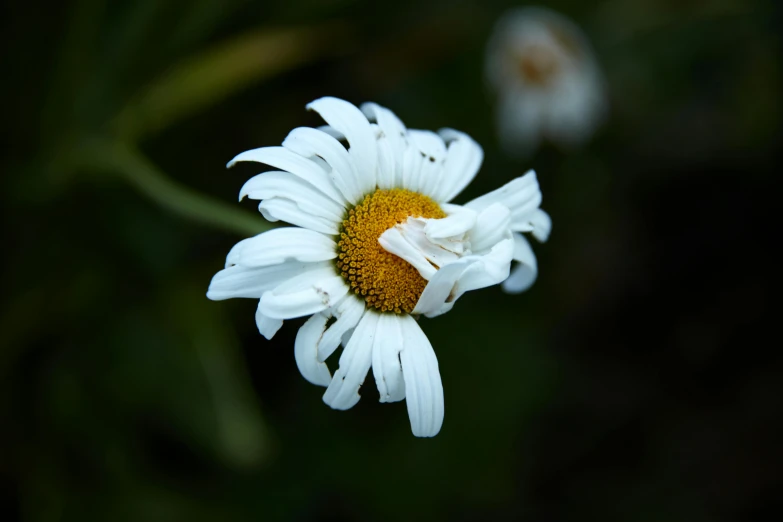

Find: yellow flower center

[336,188,446,314]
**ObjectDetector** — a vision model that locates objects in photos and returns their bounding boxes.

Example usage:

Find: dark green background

[2,0,779,521]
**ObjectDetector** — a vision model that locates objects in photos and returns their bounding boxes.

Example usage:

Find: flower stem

[79,139,272,237]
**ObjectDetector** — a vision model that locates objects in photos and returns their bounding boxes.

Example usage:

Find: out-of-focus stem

[79,139,272,237]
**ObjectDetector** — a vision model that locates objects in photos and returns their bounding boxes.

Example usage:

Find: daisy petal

[412,260,477,317]
[226,228,336,267]
[412,237,514,317]
[378,225,438,280]
[283,127,364,205]
[361,102,407,184]
[401,145,425,194]
[466,170,542,229]
[257,198,338,235]
[255,301,283,340]
[530,208,552,242]
[240,170,344,222]
[408,129,448,162]
[315,125,344,140]
[407,130,447,197]
[424,204,477,239]
[465,169,538,211]
[259,267,349,320]
[307,97,377,197]
[375,134,397,189]
[468,202,511,253]
[433,129,484,203]
[322,310,377,410]
[417,155,444,200]
[372,313,406,403]
[207,261,332,301]
[340,328,354,349]
[317,295,365,363]
[294,313,332,387]
[502,233,538,294]
[452,237,514,296]
[382,217,463,272]
[399,315,444,437]
[228,146,345,205]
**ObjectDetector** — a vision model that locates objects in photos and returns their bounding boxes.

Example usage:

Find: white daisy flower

[207,97,550,437]
[486,7,607,157]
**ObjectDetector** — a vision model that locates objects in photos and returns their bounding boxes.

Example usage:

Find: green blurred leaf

[165,280,271,468]
[113,23,351,140]
[162,0,247,55]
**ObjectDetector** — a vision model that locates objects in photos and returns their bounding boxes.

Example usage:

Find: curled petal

[294,313,332,387]
[412,260,477,317]
[502,233,538,294]
[466,170,542,229]
[413,238,514,317]
[424,204,477,240]
[451,237,514,297]
[468,203,511,254]
[255,302,283,340]
[378,225,439,280]
[530,209,552,242]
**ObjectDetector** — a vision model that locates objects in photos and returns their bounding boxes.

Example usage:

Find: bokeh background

[2,0,780,521]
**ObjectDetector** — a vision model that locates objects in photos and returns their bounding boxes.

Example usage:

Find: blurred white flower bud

[486,7,608,157]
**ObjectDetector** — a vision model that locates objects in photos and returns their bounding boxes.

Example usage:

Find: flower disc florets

[336,188,446,314]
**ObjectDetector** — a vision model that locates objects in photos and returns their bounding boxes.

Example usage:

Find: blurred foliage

[1,0,780,521]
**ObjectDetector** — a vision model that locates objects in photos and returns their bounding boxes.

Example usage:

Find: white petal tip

[322,393,361,411]
[412,428,441,438]
[305,96,339,111]
[205,289,226,301]
[501,282,531,294]
[227,150,255,169]
[258,322,284,340]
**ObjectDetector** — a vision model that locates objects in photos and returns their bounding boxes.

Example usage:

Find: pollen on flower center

[336,188,446,314]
